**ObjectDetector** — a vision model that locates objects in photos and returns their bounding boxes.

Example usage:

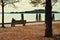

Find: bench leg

[11,23,15,27]
[23,23,25,26]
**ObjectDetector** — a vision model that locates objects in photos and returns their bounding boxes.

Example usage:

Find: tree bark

[52,14,55,21]
[21,13,24,20]
[45,0,53,37]
[36,14,38,21]
[1,0,5,28]
[39,14,41,21]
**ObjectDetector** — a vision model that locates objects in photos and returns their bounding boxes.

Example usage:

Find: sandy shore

[0,21,60,40]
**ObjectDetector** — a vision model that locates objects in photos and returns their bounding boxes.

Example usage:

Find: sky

[0,0,60,12]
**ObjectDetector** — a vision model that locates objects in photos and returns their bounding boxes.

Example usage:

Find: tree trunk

[39,14,41,21]
[45,0,53,37]
[1,0,5,28]
[36,14,38,21]
[21,13,24,20]
[52,14,55,21]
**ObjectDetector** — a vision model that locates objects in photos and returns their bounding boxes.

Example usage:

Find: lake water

[0,12,60,23]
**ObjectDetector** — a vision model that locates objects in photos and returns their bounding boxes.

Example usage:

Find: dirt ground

[0,21,60,40]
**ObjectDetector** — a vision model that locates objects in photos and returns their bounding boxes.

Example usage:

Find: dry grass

[0,21,60,40]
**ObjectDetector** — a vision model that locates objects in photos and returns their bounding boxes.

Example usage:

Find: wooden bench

[11,18,26,27]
